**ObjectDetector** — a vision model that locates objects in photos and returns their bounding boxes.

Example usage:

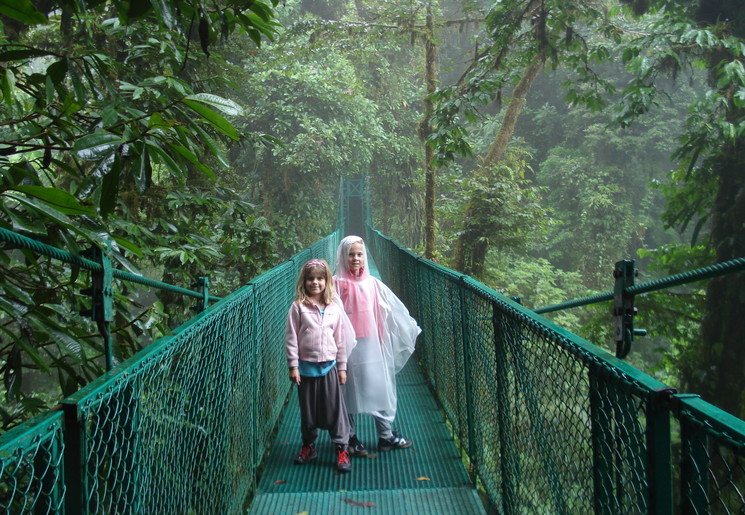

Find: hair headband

[306,260,325,268]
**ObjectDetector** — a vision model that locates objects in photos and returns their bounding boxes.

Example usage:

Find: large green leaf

[0,48,49,61]
[1,278,35,306]
[171,144,215,180]
[16,333,51,373]
[0,67,16,107]
[145,141,186,179]
[7,194,82,236]
[181,99,241,140]
[46,327,84,361]
[0,0,46,25]
[133,144,153,193]
[99,153,122,218]
[110,235,143,257]
[1,204,48,234]
[72,130,124,161]
[247,1,276,22]
[191,124,230,169]
[11,185,94,216]
[147,112,176,130]
[184,93,244,116]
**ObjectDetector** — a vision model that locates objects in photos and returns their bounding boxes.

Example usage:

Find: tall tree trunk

[693,143,745,418]
[453,56,544,275]
[423,2,438,259]
[683,0,745,419]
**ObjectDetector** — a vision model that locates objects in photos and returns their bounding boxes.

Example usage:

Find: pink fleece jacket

[285,301,347,371]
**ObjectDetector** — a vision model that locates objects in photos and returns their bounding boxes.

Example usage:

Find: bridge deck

[247,361,487,514]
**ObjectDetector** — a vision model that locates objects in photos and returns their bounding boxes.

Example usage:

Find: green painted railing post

[458,276,477,480]
[613,260,646,359]
[493,307,517,514]
[680,411,709,514]
[590,371,614,514]
[194,276,210,312]
[61,402,85,514]
[647,388,675,514]
[80,242,115,370]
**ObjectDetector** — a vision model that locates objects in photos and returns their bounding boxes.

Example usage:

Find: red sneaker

[336,446,351,473]
[294,443,317,464]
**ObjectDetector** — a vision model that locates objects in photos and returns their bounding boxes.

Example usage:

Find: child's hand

[289,368,301,385]
[338,370,347,385]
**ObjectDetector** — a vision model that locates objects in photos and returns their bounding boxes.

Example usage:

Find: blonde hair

[295,259,334,305]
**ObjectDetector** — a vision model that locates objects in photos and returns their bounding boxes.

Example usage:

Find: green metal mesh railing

[367,227,745,514]
[0,412,65,514]
[677,397,745,513]
[3,175,745,514]
[1,230,340,513]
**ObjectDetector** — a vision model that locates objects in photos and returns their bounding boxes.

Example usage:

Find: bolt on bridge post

[613,259,647,359]
[80,241,114,371]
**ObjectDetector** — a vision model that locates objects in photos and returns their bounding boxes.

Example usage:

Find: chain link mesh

[0,412,65,513]
[678,400,745,514]
[1,232,339,513]
[368,228,745,514]
[2,215,744,514]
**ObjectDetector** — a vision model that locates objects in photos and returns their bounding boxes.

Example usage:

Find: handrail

[368,224,745,514]
[534,256,745,314]
[0,226,222,302]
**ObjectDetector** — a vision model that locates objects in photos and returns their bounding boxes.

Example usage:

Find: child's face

[347,242,364,273]
[305,270,326,298]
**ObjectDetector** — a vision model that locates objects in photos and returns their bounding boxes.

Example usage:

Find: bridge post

[192,276,210,312]
[458,276,477,482]
[647,388,675,514]
[344,177,366,237]
[613,260,646,359]
[61,402,86,514]
[589,372,614,514]
[80,242,115,370]
[492,305,518,514]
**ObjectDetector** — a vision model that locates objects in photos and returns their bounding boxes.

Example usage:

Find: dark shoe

[294,443,317,464]
[336,445,351,473]
[348,436,368,457]
[378,434,412,451]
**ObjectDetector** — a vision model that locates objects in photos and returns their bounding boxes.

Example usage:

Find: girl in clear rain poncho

[333,235,421,456]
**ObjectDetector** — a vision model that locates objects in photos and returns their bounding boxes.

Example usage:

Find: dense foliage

[0,0,280,429]
[428,0,744,417]
[1,0,743,430]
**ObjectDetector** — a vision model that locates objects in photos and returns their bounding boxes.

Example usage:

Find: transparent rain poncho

[333,235,421,418]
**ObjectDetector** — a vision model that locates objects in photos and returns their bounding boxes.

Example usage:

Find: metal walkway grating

[248,361,487,514]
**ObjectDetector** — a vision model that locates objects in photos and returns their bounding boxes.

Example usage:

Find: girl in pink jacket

[285,259,356,473]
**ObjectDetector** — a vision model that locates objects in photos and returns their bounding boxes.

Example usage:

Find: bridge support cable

[0,226,221,368]
[0,226,221,303]
[534,256,745,358]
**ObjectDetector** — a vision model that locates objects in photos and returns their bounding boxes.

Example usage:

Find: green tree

[450,146,549,278]
[432,0,612,274]
[235,1,433,252]
[0,0,280,430]
[612,0,745,417]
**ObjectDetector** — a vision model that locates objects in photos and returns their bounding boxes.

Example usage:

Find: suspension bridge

[1,178,744,514]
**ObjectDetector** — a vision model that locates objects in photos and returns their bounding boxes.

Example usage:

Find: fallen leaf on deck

[294,511,309,515]
[343,498,376,507]
[274,480,286,485]
[417,477,430,481]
